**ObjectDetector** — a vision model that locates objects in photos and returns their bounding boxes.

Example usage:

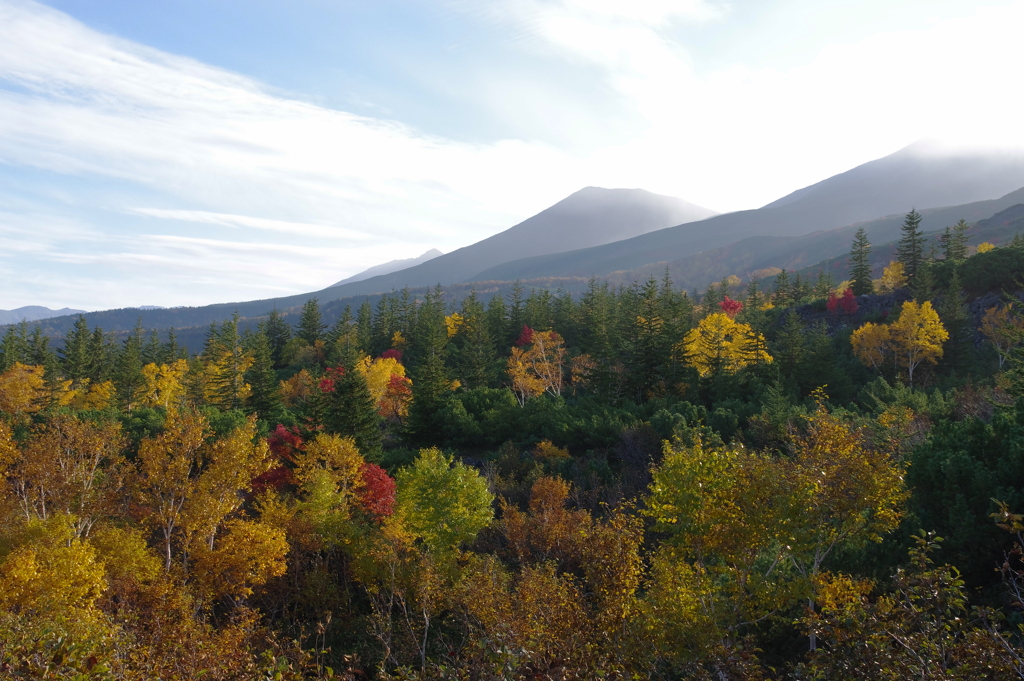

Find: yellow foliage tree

[852,301,948,387]
[876,260,907,293]
[850,322,891,371]
[507,330,567,405]
[976,241,996,253]
[0,363,48,419]
[141,359,189,410]
[679,312,772,378]
[981,305,1024,369]
[67,379,117,411]
[357,354,413,419]
[887,300,948,387]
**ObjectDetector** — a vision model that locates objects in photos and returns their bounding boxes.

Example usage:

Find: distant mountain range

[322,187,717,298]
[9,140,1024,351]
[330,249,443,288]
[0,306,86,325]
[471,142,1024,282]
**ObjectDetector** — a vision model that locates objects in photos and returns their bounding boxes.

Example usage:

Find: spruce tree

[939,270,972,374]
[0,322,30,371]
[406,287,451,445]
[115,321,147,412]
[245,330,282,420]
[773,270,792,308]
[940,219,970,262]
[356,300,373,354]
[60,315,93,384]
[297,298,325,346]
[264,309,292,368]
[896,208,926,286]
[452,291,497,389]
[324,344,383,459]
[849,227,874,296]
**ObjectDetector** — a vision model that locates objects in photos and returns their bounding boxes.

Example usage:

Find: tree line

[2,211,1024,678]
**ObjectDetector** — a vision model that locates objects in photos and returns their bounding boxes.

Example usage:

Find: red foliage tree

[826,291,840,315]
[719,296,744,319]
[317,366,345,393]
[357,462,396,520]
[380,348,403,362]
[514,325,536,347]
[254,424,305,492]
[839,287,859,315]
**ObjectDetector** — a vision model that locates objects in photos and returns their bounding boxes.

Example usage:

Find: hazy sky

[2,0,1023,310]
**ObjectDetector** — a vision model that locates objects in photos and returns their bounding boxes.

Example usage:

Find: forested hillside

[4,213,1024,679]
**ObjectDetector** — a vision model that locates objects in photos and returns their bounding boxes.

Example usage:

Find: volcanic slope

[471,141,1024,282]
[323,187,717,297]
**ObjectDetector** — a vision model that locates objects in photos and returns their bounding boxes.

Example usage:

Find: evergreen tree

[896,208,926,286]
[87,327,113,382]
[297,298,325,346]
[245,329,282,420]
[324,344,383,459]
[406,287,452,445]
[940,219,970,262]
[264,309,292,368]
[813,270,835,300]
[357,300,373,354]
[451,291,498,389]
[115,321,147,412]
[849,227,874,296]
[485,293,508,351]
[60,315,93,384]
[202,314,253,410]
[161,328,188,364]
[773,269,792,308]
[774,310,807,394]
[506,281,526,347]
[142,329,162,365]
[939,270,972,374]
[0,321,30,371]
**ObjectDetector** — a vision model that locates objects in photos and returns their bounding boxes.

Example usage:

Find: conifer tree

[0,321,30,371]
[60,315,93,384]
[244,330,282,420]
[356,300,373,353]
[938,270,972,374]
[940,219,970,262]
[896,208,926,286]
[451,291,497,389]
[406,287,452,445]
[849,227,874,296]
[115,321,147,412]
[202,314,253,410]
[324,345,383,459]
[297,298,325,346]
[87,327,113,382]
[264,309,292,368]
[774,269,792,308]
[142,329,162,365]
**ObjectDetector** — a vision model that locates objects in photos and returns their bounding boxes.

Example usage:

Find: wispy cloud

[2,0,1024,311]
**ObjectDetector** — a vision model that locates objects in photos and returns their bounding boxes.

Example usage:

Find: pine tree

[849,227,874,296]
[896,208,926,286]
[297,298,325,346]
[356,300,373,354]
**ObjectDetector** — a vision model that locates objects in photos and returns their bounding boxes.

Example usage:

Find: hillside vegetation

[3,213,1024,679]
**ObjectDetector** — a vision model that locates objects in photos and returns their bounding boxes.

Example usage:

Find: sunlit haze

[2,0,1023,310]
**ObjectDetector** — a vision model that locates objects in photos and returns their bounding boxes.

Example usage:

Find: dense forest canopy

[3,216,1024,679]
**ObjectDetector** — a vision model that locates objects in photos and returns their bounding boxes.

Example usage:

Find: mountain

[603,187,1024,293]
[321,187,717,297]
[0,306,86,325]
[330,249,443,287]
[470,142,1024,282]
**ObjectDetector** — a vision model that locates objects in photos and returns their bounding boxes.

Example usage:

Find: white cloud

[2,0,1024,311]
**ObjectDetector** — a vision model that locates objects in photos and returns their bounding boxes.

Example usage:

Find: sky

[2,0,1024,311]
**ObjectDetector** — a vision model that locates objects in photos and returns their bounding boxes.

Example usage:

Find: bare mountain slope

[470,142,1024,282]
[330,249,443,287]
[322,187,717,297]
